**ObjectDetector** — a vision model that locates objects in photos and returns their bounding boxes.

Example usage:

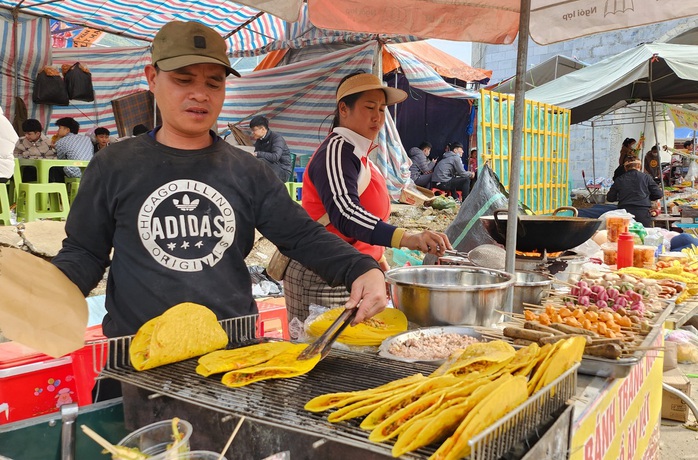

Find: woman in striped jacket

[284,71,451,323]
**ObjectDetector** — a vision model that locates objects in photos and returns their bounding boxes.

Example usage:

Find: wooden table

[18,158,90,184]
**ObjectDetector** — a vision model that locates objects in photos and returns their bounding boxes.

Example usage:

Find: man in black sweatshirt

[51,20,386,338]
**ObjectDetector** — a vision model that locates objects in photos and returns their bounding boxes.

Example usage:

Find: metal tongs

[297,307,357,361]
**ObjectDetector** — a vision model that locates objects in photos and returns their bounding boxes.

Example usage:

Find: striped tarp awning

[0,0,289,56]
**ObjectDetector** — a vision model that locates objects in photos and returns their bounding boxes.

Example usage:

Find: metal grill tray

[501,300,676,379]
[98,316,577,460]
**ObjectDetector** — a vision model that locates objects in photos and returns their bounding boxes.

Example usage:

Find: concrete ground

[660,361,698,460]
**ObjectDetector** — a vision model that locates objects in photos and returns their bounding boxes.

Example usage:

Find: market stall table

[651,214,682,229]
[18,159,90,185]
[18,159,90,211]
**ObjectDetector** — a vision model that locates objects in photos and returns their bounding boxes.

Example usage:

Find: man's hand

[344,268,387,326]
[400,230,452,256]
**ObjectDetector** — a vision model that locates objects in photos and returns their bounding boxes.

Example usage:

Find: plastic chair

[286,182,302,203]
[13,160,70,222]
[65,177,81,204]
[0,182,11,225]
[287,153,297,182]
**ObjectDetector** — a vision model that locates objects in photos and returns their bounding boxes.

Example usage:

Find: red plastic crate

[256,299,290,340]
[0,325,106,425]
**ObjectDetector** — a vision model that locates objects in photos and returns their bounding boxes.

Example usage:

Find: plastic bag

[423,164,525,265]
[63,62,94,102]
[32,67,69,106]
[596,209,636,231]
[665,328,698,364]
[629,222,647,244]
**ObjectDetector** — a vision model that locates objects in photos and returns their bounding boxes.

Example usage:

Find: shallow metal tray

[573,300,675,378]
[378,326,483,364]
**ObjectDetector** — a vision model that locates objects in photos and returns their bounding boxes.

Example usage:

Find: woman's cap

[152,21,240,77]
[336,73,407,105]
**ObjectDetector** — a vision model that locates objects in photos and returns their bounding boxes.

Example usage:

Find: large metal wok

[480,207,601,253]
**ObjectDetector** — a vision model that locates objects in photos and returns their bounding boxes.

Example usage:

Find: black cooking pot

[479,207,601,253]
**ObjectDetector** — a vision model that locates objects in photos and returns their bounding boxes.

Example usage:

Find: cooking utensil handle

[552,206,578,217]
[493,208,526,237]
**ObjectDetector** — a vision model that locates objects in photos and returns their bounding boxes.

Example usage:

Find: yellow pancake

[221,343,320,388]
[307,307,408,346]
[430,374,528,460]
[360,374,463,430]
[304,373,425,412]
[130,303,228,371]
[393,375,513,457]
[196,341,294,377]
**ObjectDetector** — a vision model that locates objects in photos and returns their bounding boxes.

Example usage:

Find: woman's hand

[345,268,388,325]
[400,230,452,256]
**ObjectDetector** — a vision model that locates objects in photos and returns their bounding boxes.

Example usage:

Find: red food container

[256,300,290,340]
[0,325,106,425]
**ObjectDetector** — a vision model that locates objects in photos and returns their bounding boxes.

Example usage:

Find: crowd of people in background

[407,139,479,202]
[6,118,152,183]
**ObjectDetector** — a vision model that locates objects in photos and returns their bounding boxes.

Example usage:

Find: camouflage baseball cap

[152,21,240,77]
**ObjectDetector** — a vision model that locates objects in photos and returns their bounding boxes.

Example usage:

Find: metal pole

[505,0,531,275]
[647,58,669,219]
[591,121,596,184]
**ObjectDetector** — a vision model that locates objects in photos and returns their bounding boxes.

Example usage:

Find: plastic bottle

[617,232,635,269]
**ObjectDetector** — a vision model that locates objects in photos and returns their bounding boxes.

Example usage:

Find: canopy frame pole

[504,0,532,311]
[640,102,649,166]
[647,56,669,220]
[591,120,596,184]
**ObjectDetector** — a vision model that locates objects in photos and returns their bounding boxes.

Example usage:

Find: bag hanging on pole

[63,62,95,102]
[32,66,69,106]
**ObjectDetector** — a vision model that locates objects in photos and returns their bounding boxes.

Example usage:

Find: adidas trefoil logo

[173,194,200,211]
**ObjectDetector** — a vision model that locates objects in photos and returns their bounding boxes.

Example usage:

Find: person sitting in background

[432,142,474,201]
[250,115,293,182]
[407,141,436,187]
[644,145,661,182]
[54,117,93,179]
[607,158,663,227]
[468,147,478,181]
[132,124,149,136]
[13,119,55,159]
[93,127,111,152]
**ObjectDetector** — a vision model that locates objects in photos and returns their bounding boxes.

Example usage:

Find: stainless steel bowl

[385,266,514,327]
[512,271,552,315]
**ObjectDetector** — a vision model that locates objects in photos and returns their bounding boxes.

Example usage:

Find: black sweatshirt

[52,133,378,337]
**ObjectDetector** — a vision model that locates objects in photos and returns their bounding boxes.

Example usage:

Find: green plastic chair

[288,153,297,182]
[13,159,70,222]
[65,177,81,204]
[0,182,11,225]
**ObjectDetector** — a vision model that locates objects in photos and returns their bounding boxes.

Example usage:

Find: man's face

[57,126,71,137]
[96,134,110,147]
[145,63,226,144]
[25,131,41,142]
[453,147,464,155]
[423,147,431,156]
[251,125,267,140]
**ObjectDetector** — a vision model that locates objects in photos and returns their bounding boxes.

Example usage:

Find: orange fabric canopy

[383,41,492,83]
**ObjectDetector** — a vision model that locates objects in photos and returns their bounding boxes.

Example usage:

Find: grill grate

[97,315,576,460]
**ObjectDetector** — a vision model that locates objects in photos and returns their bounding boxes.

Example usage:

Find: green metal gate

[478,90,571,214]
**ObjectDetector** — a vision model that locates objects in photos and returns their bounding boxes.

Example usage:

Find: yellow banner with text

[570,334,663,460]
